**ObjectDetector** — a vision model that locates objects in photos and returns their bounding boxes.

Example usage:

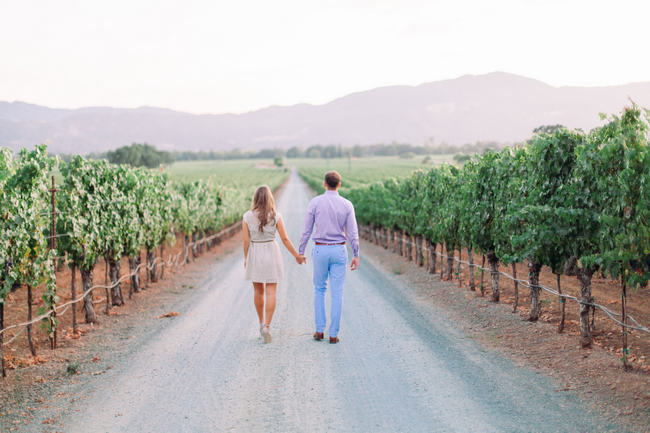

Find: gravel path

[60,171,616,433]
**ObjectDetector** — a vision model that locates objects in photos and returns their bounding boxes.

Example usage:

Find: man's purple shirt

[299,190,360,257]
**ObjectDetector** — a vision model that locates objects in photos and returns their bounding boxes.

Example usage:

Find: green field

[164,156,454,217]
[166,159,287,187]
[292,155,455,193]
[166,159,290,225]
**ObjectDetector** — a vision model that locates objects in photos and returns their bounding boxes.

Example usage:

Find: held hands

[350,256,359,271]
[295,254,307,265]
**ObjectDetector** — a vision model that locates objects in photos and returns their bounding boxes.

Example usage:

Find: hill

[2,72,650,154]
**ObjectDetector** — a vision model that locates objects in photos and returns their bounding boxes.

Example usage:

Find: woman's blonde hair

[251,185,276,232]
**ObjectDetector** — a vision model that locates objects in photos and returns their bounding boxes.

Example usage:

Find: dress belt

[251,239,274,243]
[315,241,346,245]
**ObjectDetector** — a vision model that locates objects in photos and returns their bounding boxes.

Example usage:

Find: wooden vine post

[557,274,565,333]
[104,255,110,314]
[481,254,485,296]
[160,244,165,280]
[445,244,454,280]
[383,228,389,250]
[49,176,58,349]
[468,248,475,291]
[457,249,462,287]
[512,263,518,312]
[0,301,4,377]
[621,275,629,371]
[71,265,77,334]
[26,285,36,356]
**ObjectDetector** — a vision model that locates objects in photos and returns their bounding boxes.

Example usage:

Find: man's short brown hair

[325,171,341,189]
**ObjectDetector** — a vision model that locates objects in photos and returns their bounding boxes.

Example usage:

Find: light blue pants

[312,244,348,337]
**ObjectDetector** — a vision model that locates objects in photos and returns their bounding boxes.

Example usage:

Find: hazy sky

[1,0,648,114]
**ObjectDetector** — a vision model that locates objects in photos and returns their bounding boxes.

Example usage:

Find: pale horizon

[4,70,650,116]
[2,0,649,115]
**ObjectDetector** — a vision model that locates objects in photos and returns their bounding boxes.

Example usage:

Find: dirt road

[56,171,616,432]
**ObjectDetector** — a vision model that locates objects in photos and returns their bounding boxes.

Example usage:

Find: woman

[242,185,304,343]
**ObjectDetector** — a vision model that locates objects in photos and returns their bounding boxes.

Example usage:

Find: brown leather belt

[315,241,345,245]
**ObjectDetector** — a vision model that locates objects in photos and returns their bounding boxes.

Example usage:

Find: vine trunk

[415,236,424,266]
[407,235,414,261]
[70,265,77,333]
[191,233,198,260]
[81,266,97,324]
[557,274,565,333]
[27,285,36,356]
[0,302,5,377]
[487,251,499,302]
[468,248,475,291]
[512,263,518,312]
[576,267,595,347]
[108,257,124,306]
[128,256,140,296]
[428,242,436,274]
[160,244,165,279]
[147,248,158,283]
[527,260,543,321]
[445,244,454,280]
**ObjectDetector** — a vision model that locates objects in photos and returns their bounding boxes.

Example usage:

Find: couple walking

[242,171,359,344]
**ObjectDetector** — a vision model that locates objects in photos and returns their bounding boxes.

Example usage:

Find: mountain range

[2,72,650,154]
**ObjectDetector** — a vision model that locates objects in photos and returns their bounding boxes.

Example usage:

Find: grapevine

[341,105,650,349]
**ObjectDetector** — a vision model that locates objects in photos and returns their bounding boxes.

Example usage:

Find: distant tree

[273,156,284,167]
[254,148,284,158]
[106,143,173,168]
[85,151,108,161]
[286,146,303,158]
[421,155,432,164]
[306,149,321,158]
[224,149,244,159]
[322,145,338,159]
[306,145,323,158]
[105,141,510,164]
[533,124,566,135]
[453,153,472,163]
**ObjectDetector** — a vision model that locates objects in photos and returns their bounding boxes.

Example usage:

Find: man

[298,171,360,344]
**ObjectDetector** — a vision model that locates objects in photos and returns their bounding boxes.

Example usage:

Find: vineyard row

[303,105,650,368]
[0,146,287,378]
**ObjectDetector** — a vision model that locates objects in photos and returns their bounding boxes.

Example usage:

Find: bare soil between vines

[363,237,650,432]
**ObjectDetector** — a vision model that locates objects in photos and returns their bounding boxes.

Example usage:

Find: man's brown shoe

[313,332,324,341]
[329,337,339,344]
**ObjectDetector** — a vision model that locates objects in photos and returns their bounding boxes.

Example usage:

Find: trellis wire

[363,227,650,335]
[0,223,240,345]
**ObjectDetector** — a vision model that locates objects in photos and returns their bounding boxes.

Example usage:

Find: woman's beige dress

[244,210,284,283]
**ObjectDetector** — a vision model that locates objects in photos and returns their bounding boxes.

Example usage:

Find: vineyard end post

[50,175,58,349]
[557,273,565,333]
[621,277,629,371]
[0,302,4,377]
[512,263,518,313]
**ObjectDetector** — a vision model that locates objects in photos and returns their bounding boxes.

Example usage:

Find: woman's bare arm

[277,217,305,263]
[242,220,250,266]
